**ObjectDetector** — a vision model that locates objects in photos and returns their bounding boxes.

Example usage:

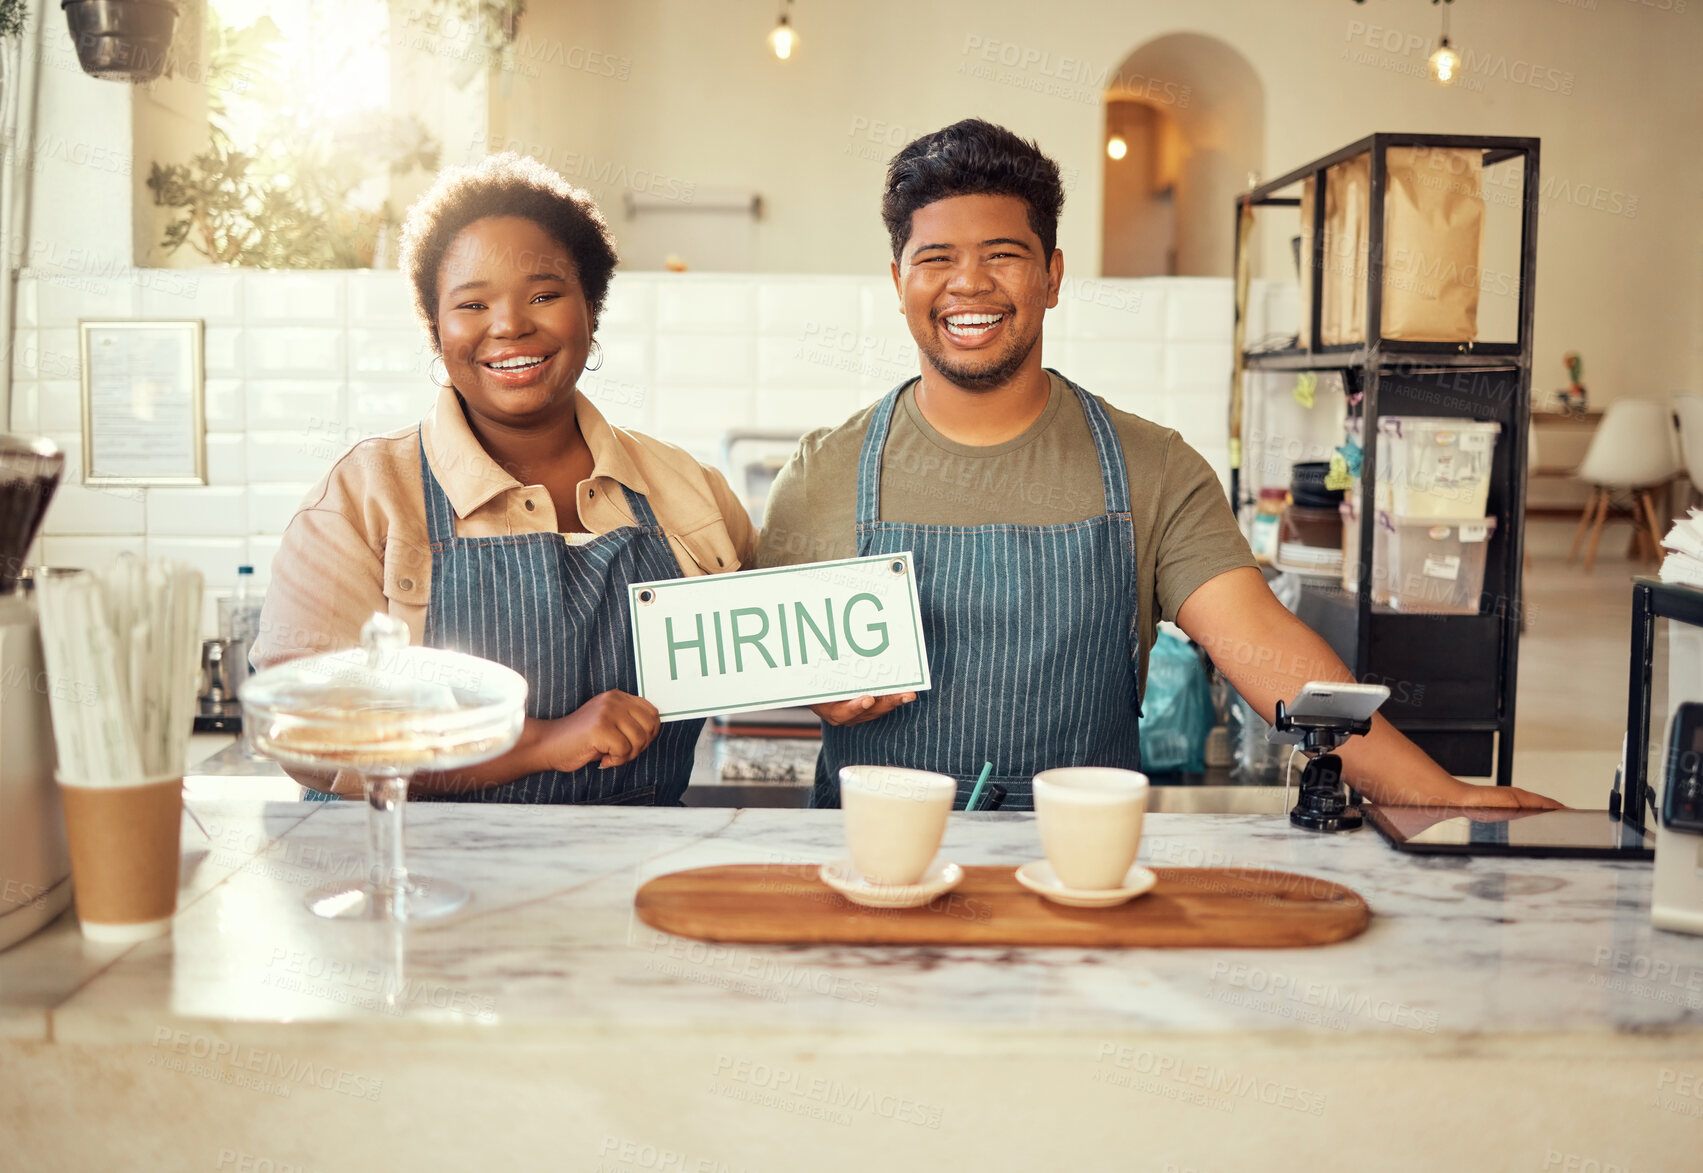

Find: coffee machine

[0,434,71,951]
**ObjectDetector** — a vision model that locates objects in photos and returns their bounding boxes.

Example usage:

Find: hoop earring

[584,340,604,372]
[429,354,453,388]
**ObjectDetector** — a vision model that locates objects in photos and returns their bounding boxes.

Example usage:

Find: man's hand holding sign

[629,554,931,721]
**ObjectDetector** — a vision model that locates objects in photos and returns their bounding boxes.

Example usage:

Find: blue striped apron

[813,378,1142,812]
[308,432,702,804]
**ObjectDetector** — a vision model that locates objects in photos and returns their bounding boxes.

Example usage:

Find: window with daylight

[135,0,452,269]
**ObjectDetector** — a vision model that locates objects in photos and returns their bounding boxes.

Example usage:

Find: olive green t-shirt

[753,371,1256,690]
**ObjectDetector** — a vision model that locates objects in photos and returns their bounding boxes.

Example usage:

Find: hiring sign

[629,554,932,721]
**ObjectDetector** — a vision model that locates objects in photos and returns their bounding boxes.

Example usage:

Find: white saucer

[819,858,964,909]
[1015,860,1158,909]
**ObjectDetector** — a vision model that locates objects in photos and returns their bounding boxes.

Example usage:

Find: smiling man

[755,118,1559,814]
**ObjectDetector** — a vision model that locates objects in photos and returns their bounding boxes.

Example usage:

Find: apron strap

[419,428,458,547]
[1071,378,1132,515]
[853,382,909,535]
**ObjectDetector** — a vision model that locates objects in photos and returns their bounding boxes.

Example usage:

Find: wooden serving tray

[634,864,1371,948]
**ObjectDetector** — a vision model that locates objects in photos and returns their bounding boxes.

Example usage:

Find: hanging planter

[61,0,180,83]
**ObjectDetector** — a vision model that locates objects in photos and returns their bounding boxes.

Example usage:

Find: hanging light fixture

[1428,0,1460,86]
[768,0,797,61]
[1106,135,1128,161]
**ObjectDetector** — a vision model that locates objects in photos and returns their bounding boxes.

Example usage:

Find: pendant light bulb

[1106,135,1128,161]
[769,13,796,60]
[1429,37,1460,84]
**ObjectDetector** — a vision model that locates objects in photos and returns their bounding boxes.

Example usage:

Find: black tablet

[1365,804,1656,859]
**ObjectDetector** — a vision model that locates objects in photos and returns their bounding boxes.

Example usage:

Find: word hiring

[664,595,889,681]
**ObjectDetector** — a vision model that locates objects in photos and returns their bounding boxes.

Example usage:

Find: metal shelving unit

[1232,133,1540,787]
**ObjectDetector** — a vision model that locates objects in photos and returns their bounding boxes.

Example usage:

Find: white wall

[487,0,1703,401]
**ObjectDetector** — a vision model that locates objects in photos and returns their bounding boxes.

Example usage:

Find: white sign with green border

[629,553,931,721]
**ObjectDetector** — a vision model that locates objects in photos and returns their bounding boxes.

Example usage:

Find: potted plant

[61,0,180,83]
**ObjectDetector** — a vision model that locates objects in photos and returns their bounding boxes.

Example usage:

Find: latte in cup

[839,765,956,886]
[1033,767,1149,890]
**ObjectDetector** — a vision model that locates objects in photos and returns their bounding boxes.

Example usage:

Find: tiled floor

[1513,515,1648,807]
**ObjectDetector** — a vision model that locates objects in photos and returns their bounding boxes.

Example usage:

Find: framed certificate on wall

[78,319,207,485]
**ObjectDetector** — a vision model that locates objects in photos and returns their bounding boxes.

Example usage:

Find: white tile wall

[11,267,1278,634]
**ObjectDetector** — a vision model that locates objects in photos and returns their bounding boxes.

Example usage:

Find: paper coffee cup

[840,765,955,886]
[1034,767,1149,890]
[57,772,183,942]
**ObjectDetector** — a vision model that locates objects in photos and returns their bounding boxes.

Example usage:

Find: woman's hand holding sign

[811,692,917,727]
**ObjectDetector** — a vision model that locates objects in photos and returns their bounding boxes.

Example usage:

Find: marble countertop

[6,804,1702,1057]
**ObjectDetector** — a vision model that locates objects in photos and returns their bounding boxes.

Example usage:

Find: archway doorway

[1100,33,1264,278]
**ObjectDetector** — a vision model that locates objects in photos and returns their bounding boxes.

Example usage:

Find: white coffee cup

[1033,767,1150,890]
[839,765,956,886]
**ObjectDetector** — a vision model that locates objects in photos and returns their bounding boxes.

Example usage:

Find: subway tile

[1165,342,1232,391]
[1262,280,1302,343]
[244,381,345,430]
[598,274,655,333]
[754,386,860,434]
[579,373,653,432]
[347,271,416,327]
[203,378,246,432]
[857,280,912,344]
[757,280,861,337]
[246,535,283,584]
[33,329,81,381]
[35,273,137,325]
[757,335,865,392]
[1060,339,1165,395]
[348,380,434,436]
[656,278,756,332]
[1165,280,1234,341]
[245,328,344,378]
[249,484,316,534]
[654,333,755,387]
[141,266,240,323]
[349,328,432,378]
[145,486,249,537]
[14,277,37,328]
[247,431,337,484]
[144,536,249,589]
[1095,388,1170,425]
[36,380,81,433]
[9,328,34,382]
[38,535,145,573]
[205,434,247,485]
[39,480,147,537]
[1062,279,1164,340]
[243,271,347,325]
[648,386,753,441]
[589,333,652,386]
[203,327,244,377]
[8,382,39,434]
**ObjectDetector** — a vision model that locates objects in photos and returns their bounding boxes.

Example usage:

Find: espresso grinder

[0,434,71,951]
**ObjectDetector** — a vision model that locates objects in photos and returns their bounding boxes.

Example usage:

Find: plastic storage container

[1376,417,1500,520]
[1339,499,1390,603]
[1381,513,1498,614]
[1277,505,1343,576]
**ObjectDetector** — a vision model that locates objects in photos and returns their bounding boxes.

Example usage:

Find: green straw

[966,761,994,812]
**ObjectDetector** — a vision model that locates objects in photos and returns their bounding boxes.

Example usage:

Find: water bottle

[218,565,265,677]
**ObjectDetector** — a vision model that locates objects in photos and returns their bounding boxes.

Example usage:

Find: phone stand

[1272,699,1375,833]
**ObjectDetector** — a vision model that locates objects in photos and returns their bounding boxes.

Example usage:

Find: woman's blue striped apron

[813,377,1142,812]
[309,432,702,804]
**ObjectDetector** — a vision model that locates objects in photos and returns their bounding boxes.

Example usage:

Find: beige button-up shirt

[252,385,756,672]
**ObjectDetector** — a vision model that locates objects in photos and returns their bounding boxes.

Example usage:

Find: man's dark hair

[399,152,619,352]
[881,118,1065,262]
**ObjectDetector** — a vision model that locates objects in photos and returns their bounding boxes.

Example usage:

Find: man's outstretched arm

[1175,567,1561,810]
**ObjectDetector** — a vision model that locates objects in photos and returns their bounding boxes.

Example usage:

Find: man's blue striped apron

[813,377,1142,812]
[306,432,702,804]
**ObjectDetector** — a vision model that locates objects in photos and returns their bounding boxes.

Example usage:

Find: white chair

[1568,400,1680,572]
[1671,392,1703,507]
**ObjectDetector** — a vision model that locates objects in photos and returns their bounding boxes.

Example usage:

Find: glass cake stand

[241,614,528,921]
